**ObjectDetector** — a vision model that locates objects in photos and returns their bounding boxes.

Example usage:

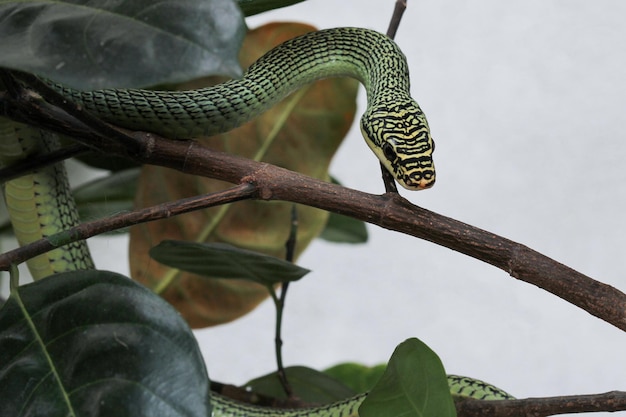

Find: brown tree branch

[145,137,626,331]
[0,93,624,332]
[210,381,626,416]
[2,58,625,417]
[455,391,626,417]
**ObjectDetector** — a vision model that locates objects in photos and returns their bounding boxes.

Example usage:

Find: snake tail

[447,374,515,400]
[0,118,94,279]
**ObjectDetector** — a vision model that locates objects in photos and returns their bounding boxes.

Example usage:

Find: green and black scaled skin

[46,28,435,190]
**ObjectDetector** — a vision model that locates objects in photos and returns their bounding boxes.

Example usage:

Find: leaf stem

[11,272,76,416]
[268,285,293,398]
[9,264,19,292]
[386,0,407,39]
[379,0,407,193]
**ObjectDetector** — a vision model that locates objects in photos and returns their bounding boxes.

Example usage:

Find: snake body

[211,374,514,417]
[2,27,436,279]
[45,27,436,190]
[0,120,94,279]
[0,27,509,416]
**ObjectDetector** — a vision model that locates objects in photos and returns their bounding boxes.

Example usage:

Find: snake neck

[46,28,411,140]
[245,27,410,107]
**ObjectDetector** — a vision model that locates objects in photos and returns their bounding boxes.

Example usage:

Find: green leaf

[324,363,386,393]
[319,212,368,243]
[150,240,310,286]
[0,270,210,416]
[238,0,307,16]
[319,176,368,243]
[73,168,139,224]
[0,0,245,89]
[245,366,356,403]
[360,338,456,417]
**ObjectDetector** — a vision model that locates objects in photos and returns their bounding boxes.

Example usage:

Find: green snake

[211,374,514,417]
[1,27,436,279]
[1,27,510,415]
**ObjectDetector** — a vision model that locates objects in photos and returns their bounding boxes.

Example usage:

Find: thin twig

[285,205,298,263]
[269,286,293,399]
[274,205,299,398]
[387,0,408,39]
[0,183,256,269]
[378,0,409,193]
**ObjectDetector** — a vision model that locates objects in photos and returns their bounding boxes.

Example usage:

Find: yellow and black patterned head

[360,98,435,190]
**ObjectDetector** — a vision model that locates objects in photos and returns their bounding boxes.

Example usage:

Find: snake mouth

[399,171,436,190]
[414,178,436,190]
[417,178,436,189]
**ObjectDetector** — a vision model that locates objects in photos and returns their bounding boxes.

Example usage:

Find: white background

[2,0,625,414]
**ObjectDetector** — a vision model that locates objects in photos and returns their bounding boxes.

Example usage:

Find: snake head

[360,98,436,190]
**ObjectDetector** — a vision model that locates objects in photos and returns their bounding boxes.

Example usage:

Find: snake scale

[1,27,511,414]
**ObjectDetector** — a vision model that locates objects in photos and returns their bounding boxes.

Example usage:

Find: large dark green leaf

[0,270,210,417]
[0,0,245,89]
[245,366,356,403]
[359,338,456,417]
[150,240,310,286]
[238,0,306,16]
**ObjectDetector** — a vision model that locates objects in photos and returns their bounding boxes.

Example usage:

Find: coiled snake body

[1,27,509,415]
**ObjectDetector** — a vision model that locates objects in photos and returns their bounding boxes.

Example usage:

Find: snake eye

[382,142,397,161]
